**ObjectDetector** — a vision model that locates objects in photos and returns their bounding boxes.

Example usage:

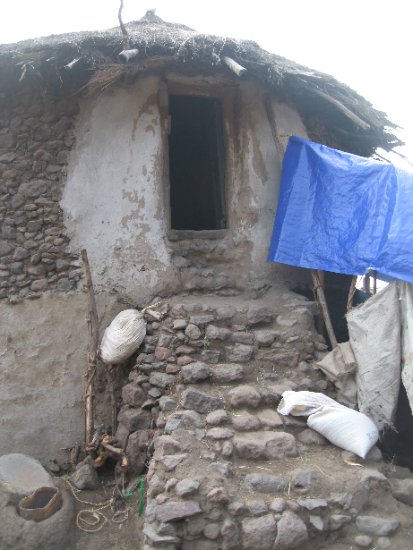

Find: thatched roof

[0,10,402,156]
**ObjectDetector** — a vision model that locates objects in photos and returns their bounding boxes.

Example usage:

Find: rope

[64,478,131,534]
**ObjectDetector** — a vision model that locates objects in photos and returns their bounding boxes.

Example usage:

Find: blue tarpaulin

[268,136,413,283]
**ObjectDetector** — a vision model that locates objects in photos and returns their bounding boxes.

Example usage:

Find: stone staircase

[113,290,413,549]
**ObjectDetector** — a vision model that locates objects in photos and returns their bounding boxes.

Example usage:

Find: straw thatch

[0,10,402,156]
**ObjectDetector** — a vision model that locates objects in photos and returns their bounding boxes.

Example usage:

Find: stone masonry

[108,291,413,549]
[0,86,81,302]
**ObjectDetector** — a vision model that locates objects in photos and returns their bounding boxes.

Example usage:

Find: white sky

[1,0,412,166]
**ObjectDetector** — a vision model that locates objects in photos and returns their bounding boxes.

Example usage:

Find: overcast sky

[1,0,412,166]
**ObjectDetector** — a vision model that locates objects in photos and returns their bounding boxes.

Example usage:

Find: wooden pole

[346,275,358,312]
[81,249,99,450]
[311,269,338,349]
[222,56,247,77]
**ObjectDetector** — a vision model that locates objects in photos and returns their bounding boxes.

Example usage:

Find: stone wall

[0,86,81,302]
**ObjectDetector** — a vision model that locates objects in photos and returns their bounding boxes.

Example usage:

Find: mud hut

[0,11,401,460]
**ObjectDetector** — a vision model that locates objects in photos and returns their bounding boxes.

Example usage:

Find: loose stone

[274,510,308,549]
[156,500,202,523]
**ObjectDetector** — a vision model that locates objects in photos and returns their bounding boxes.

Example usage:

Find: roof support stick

[118,0,130,50]
[222,56,247,77]
[311,269,338,349]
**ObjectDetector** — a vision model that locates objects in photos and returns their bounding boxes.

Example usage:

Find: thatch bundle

[0,10,402,156]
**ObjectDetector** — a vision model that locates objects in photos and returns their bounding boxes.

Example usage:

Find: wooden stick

[311,269,338,349]
[347,275,358,312]
[81,249,99,450]
[222,56,247,77]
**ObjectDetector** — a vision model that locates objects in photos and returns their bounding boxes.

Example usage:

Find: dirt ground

[66,476,145,550]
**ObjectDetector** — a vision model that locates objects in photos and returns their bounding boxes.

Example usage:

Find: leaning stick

[346,275,358,312]
[81,249,99,449]
[311,269,338,349]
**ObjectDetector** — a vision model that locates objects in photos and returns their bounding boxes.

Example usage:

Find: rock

[360,468,388,488]
[234,431,297,460]
[156,500,202,522]
[149,372,175,389]
[0,242,13,256]
[201,349,221,364]
[143,524,179,545]
[254,330,277,346]
[173,319,188,330]
[206,409,229,425]
[390,478,413,506]
[242,514,277,549]
[206,427,235,440]
[159,396,177,411]
[71,462,99,490]
[154,346,172,360]
[274,510,308,549]
[153,435,184,459]
[117,408,151,431]
[204,522,220,539]
[206,486,229,504]
[210,363,245,383]
[231,411,261,431]
[181,362,210,383]
[0,453,55,498]
[247,306,275,326]
[270,498,287,513]
[207,462,233,477]
[190,314,215,326]
[244,473,286,493]
[354,535,373,548]
[228,501,248,515]
[177,355,194,366]
[297,498,328,511]
[121,384,146,407]
[181,389,222,414]
[221,440,234,457]
[205,325,231,341]
[290,469,314,489]
[161,454,188,471]
[329,514,352,531]
[309,515,324,531]
[231,331,254,345]
[147,475,166,498]
[126,430,150,472]
[377,537,392,549]
[185,324,202,339]
[228,385,261,408]
[355,516,400,536]
[215,305,236,320]
[297,428,327,446]
[165,410,204,433]
[257,409,283,429]
[175,478,200,497]
[227,344,254,362]
[248,499,268,516]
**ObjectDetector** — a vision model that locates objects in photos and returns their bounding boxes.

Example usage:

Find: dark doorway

[169,95,226,231]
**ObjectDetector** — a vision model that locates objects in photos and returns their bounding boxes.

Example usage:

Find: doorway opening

[168,95,226,231]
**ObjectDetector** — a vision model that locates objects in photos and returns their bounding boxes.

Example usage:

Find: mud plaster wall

[62,75,309,304]
[0,291,121,461]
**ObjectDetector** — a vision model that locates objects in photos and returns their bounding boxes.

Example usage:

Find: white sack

[100,309,146,364]
[307,405,379,459]
[400,282,413,414]
[316,342,357,406]
[347,282,401,429]
[277,390,347,417]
